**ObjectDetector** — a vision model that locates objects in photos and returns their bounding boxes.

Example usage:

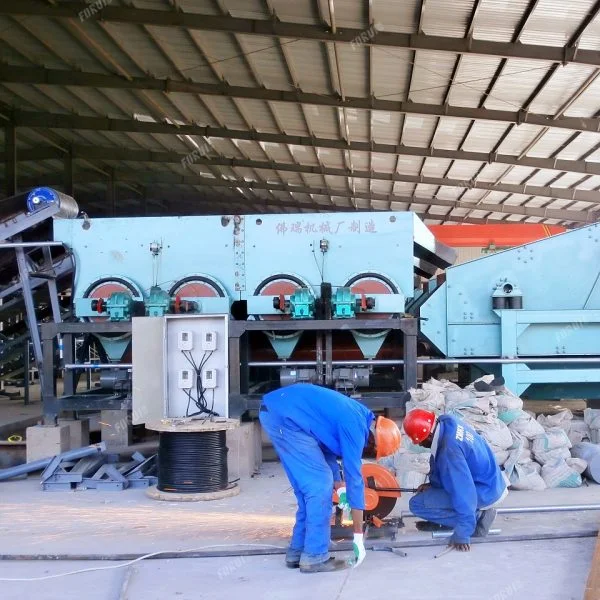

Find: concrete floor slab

[0,538,593,600]
[0,462,598,599]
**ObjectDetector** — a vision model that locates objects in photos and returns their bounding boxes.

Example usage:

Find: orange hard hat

[375,416,402,459]
[403,408,436,444]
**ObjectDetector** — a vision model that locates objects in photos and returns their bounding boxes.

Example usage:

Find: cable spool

[158,431,228,493]
[146,419,240,502]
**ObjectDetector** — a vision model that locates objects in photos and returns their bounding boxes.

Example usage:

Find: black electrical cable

[157,431,228,493]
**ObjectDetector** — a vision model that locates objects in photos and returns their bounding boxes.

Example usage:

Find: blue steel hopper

[418,223,600,398]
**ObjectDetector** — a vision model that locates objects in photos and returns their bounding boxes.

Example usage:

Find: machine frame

[40,317,417,423]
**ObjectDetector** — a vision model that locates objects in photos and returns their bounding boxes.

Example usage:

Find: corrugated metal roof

[518,0,597,47]
[0,0,598,225]
[421,0,475,38]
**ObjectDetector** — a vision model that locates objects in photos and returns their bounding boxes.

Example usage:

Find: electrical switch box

[202,331,217,351]
[178,330,193,351]
[132,314,229,423]
[178,369,193,389]
[202,368,217,388]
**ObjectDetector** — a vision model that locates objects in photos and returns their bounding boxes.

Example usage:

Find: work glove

[352,533,366,567]
[336,486,351,512]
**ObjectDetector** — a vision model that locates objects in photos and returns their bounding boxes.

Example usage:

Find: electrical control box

[202,368,217,389]
[178,330,193,351]
[178,369,193,389]
[202,331,217,351]
[132,315,229,422]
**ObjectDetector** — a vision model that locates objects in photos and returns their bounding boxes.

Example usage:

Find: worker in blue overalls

[403,408,508,552]
[260,383,401,573]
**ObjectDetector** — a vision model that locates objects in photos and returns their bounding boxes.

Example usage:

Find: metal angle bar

[402,504,600,518]
[4,66,600,134]
[5,2,600,67]
[247,357,600,367]
[28,171,592,222]
[0,241,65,248]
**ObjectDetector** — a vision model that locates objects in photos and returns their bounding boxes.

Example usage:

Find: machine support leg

[325,331,333,387]
[63,333,75,397]
[23,338,30,406]
[229,335,241,396]
[14,244,43,373]
[42,247,62,323]
[316,332,324,385]
[42,333,58,425]
[402,320,418,392]
[239,333,249,395]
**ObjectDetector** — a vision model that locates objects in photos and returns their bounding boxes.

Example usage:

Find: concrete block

[57,418,90,449]
[227,421,262,479]
[100,410,132,450]
[26,424,69,463]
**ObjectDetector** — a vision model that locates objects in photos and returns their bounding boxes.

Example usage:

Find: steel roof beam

[4,2,600,68]
[7,139,600,184]
[19,170,593,223]
[2,65,599,133]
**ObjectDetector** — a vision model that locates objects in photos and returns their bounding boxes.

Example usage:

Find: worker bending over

[260,383,401,573]
[404,409,507,552]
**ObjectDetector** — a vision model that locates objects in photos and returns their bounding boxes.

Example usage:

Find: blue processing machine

[33,184,600,421]
[47,206,453,418]
[417,223,600,400]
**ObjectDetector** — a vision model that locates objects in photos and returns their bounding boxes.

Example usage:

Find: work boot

[474,508,497,537]
[415,521,453,533]
[299,557,349,574]
[286,559,300,569]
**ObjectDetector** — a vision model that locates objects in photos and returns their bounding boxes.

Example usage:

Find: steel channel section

[14,241,44,376]
[0,205,59,240]
[402,504,600,518]
[41,322,133,422]
[228,317,417,414]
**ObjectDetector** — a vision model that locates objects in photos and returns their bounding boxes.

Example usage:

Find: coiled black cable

[157,431,229,493]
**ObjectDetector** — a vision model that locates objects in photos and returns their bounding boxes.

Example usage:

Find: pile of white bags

[396,376,593,491]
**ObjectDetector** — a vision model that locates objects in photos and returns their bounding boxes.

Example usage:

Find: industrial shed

[1,2,600,599]
[1,0,600,224]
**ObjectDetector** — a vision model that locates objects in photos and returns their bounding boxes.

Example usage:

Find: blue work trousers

[409,487,474,541]
[260,409,333,566]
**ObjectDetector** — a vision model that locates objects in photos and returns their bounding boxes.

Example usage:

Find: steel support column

[64,150,73,196]
[4,124,16,197]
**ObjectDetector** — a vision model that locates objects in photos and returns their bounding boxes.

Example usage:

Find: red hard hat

[403,408,436,444]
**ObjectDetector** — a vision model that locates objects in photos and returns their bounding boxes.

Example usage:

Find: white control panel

[178,369,193,389]
[132,315,229,423]
[178,330,193,351]
[202,368,217,389]
[202,331,217,351]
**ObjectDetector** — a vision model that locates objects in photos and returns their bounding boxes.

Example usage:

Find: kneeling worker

[260,383,401,573]
[404,409,507,552]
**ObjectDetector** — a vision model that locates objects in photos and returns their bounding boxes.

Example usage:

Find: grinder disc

[362,463,399,520]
